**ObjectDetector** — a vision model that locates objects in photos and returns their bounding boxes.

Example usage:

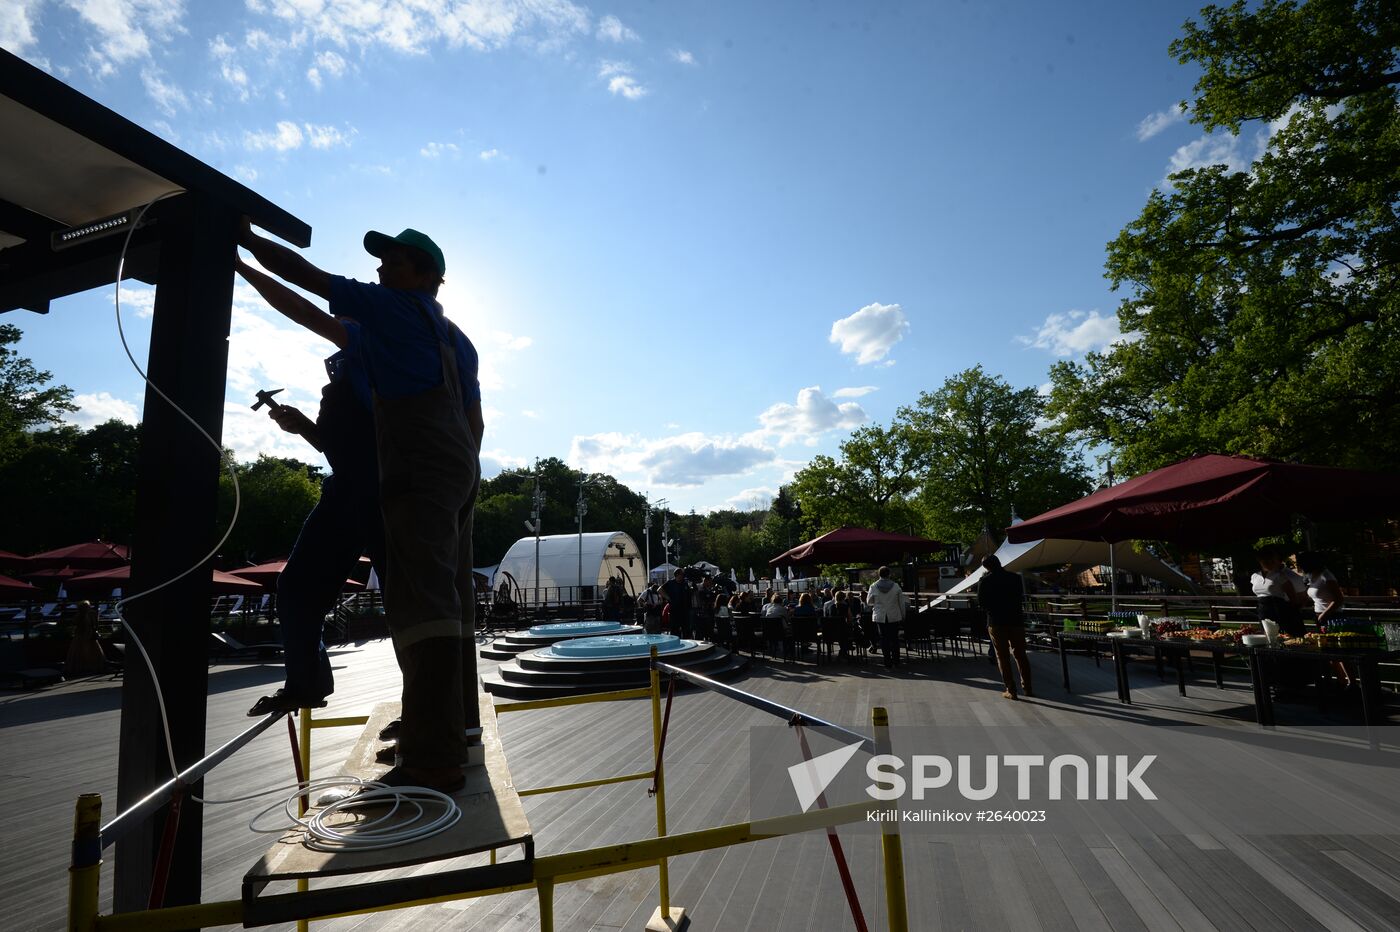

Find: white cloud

[478,147,502,161]
[141,69,187,114]
[596,14,637,43]
[829,302,909,365]
[1163,132,1251,184]
[233,164,258,183]
[570,431,775,487]
[304,123,353,149]
[599,59,647,99]
[0,0,45,58]
[669,48,695,65]
[118,285,156,319]
[521,409,539,419]
[1021,309,1139,357]
[244,121,352,152]
[726,487,775,511]
[245,120,304,152]
[1136,105,1185,141]
[314,48,347,77]
[480,448,530,477]
[209,34,250,100]
[245,0,590,55]
[832,385,877,398]
[68,0,185,74]
[756,386,868,446]
[65,392,140,429]
[421,141,460,158]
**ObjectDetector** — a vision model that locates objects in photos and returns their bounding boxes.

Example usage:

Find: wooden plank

[244,693,530,884]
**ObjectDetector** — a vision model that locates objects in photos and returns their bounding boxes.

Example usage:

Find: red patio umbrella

[22,565,88,582]
[1007,454,1400,546]
[228,561,364,591]
[770,526,943,566]
[67,565,265,595]
[25,540,130,569]
[0,574,38,596]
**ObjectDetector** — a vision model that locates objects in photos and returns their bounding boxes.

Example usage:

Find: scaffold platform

[241,694,534,927]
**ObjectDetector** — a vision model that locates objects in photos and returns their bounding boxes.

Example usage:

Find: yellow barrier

[70,656,909,931]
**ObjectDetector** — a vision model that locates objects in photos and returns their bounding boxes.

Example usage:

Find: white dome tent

[496,532,645,600]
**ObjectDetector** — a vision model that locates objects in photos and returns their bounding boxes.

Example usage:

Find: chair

[821,615,852,661]
[791,616,820,661]
[210,632,281,661]
[760,615,787,660]
[902,615,934,660]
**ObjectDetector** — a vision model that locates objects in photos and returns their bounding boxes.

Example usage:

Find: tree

[1048,0,1400,474]
[0,324,75,464]
[788,424,927,536]
[216,455,322,562]
[905,367,1091,546]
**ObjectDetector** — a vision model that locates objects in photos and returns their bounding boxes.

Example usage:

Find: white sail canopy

[931,537,1197,606]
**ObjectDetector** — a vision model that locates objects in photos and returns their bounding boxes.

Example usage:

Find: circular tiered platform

[479,620,643,661]
[482,633,748,699]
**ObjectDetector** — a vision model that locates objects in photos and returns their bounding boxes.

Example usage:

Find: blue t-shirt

[329,276,481,404]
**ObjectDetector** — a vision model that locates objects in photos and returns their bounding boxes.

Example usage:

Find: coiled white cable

[107,195,459,850]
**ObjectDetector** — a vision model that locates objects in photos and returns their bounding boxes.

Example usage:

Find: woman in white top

[1297,551,1350,688]
[1250,546,1305,636]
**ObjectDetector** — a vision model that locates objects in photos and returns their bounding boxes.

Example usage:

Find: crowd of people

[631,566,913,668]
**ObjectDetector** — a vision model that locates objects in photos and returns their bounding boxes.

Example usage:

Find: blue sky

[3,0,1228,514]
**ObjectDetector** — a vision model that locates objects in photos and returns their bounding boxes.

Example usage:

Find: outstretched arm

[239,218,334,300]
[235,257,347,348]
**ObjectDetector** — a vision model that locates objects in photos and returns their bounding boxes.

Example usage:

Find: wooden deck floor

[3,636,1399,931]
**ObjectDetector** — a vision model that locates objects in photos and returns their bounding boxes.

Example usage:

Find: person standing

[236,258,386,717]
[1250,545,1305,637]
[239,221,482,793]
[867,566,906,668]
[1297,551,1351,688]
[692,575,715,641]
[977,555,1032,699]
[639,582,664,633]
[661,569,692,639]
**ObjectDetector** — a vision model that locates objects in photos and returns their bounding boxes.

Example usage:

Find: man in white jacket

[868,566,905,668]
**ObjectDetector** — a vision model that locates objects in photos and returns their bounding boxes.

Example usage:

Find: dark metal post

[114,191,236,912]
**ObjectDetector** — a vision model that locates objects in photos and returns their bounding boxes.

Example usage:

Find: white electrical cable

[107,195,460,850]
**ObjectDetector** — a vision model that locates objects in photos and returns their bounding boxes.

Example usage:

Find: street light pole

[576,471,591,603]
[531,464,544,599]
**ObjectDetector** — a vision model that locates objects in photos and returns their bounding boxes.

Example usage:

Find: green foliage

[216,454,323,562]
[790,368,1088,549]
[905,367,1092,546]
[789,423,927,536]
[0,421,141,553]
[0,324,75,464]
[1048,0,1400,474]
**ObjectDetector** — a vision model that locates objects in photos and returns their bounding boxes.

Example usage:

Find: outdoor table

[1249,647,1399,730]
[1116,637,1249,706]
[1056,631,1128,701]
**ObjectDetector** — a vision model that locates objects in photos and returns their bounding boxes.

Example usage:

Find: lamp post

[527,463,545,600]
[576,472,593,602]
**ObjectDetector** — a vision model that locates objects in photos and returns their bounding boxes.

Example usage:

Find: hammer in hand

[252,388,284,413]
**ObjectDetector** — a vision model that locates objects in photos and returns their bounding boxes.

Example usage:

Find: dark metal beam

[0,217,163,314]
[114,190,237,913]
[0,196,60,239]
[0,48,311,248]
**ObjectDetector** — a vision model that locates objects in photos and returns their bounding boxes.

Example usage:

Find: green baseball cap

[363,228,446,276]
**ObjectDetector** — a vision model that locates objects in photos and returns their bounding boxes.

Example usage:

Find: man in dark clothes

[977,555,1032,699]
[661,569,692,639]
[239,221,483,793]
[236,258,386,717]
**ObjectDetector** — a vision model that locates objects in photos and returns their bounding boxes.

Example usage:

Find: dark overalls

[276,343,385,702]
[374,301,480,771]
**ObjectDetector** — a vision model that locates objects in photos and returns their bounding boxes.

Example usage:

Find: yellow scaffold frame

[68,647,909,932]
